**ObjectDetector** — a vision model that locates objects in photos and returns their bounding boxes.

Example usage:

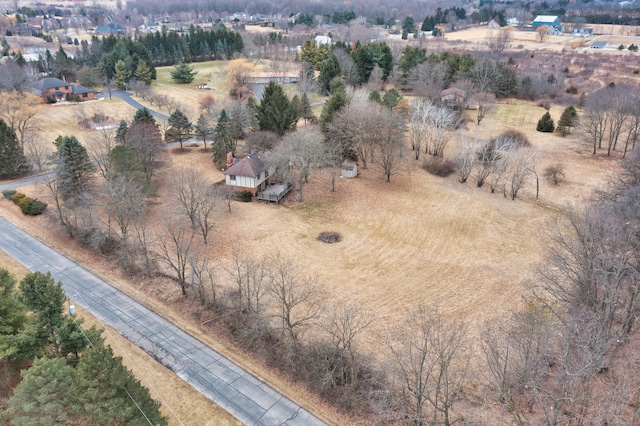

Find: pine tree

[171,62,198,84]
[166,108,193,149]
[114,59,130,89]
[300,92,315,123]
[133,61,152,85]
[0,118,30,179]
[320,87,348,132]
[556,105,578,136]
[212,109,236,164]
[0,269,27,359]
[55,136,94,201]
[132,107,157,127]
[256,81,298,136]
[195,113,213,150]
[382,89,402,110]
[115,119,128,143]
[536,112,555,133]
[8,358,75,425]
[318,55,340,95]
[70,343,168,425]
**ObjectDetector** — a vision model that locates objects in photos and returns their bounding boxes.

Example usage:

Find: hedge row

[3,190,47,216]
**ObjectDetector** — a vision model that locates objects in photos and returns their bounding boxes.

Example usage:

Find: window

[54,86,59,90]
[230,175,236,181]
[82,93,88,98]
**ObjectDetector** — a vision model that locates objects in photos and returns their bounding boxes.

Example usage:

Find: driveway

[98,90,169,121]
[0,216,326,426]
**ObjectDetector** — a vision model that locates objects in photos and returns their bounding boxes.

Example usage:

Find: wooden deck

[255,183,293,204]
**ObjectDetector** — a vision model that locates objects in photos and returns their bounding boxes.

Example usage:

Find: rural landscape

[1,0,640,424]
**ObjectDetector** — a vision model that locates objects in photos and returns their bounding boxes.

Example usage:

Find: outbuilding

[532,15,561,30]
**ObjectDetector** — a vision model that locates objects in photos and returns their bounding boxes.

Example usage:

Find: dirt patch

[317,231,342,243]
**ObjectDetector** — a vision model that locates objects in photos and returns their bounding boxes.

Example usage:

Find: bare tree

[474,92,496,125]
[123,121,165,180]
[87,126,116,179]
[487,29,512,55]
[469,59,501,94]
[321,301,375,390]
[173,169,219,244]
[386,305,468,426]
[508,149,535,200]
[103,173,145,244]
[226,251,270,316]
[457,134,478,183]
[544,163,565,185]
[536,25,551,43]
[372,108,406,182]
[23,132,52,173]
[298,61,317,94]
[408,62,448,100]
[267,253,320,346]
[154,215,199,296]
[270,126,325,202]
[583,94,609,155]
[0,92,40,150]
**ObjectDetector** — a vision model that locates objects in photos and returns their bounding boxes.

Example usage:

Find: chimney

[226,152,234,169]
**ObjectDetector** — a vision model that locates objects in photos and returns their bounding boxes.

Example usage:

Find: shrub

[235,190,253,202]
[536,112,555,132]
[18,196,33,214]
[544,163,565,185]
[422,156,456,177]
[495,129,531,150]
[565,85,578,94]
[2,189,16,199]
[10,192,26,204]
[28,199,47,215]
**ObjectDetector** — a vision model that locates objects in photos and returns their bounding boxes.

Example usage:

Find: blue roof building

[532,15,561,29]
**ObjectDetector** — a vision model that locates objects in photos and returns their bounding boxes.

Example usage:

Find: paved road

[98,90,169,121]
[0,216,326,426]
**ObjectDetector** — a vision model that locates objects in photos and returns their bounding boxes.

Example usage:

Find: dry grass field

[0,251,240,426]
[0,96,619,423]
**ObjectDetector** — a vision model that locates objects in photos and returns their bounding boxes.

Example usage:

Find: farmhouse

[591,41,612,49]
[32,77,96,103]
[532,15,561,30]
[488,19,501,29]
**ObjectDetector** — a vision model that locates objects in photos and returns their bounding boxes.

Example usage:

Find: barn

[532,15,561,30]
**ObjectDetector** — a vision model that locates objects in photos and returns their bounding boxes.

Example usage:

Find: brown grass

[0,250,240,426]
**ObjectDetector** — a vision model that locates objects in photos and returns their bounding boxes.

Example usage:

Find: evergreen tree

[166,109,193,149]
[171,62,197,83]
[212,110,236,164]
[0,269,27,359]
[8,357,75,425]
[108,145,149,191]
[55,136,94,201]
[256,81,298,136]
[18,271,101,359]
[320,86,348,132]
[114,59,130,89]
[556,105,578,136]
[133,61,152,85]
[69,343,168,425]
[300,92,315,123]
[0,118,30,179]
[382,89,402,110]
[195,113,213,150]
[536,111,555,133]
[399,46,426,84]
[318,55,340,95]
[291,94,302,121]
[132,107,157,127]
[246,96,260,131]
[115,119,128,143]
[402,16,416,34]
[369,90,382,103]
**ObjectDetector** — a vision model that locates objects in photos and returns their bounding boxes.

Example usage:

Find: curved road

[0,215,325,426]
[98,90,169,121]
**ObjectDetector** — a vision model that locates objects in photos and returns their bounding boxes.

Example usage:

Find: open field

[0,250,241,426]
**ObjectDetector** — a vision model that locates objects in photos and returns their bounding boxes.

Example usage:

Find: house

[440,87,468,108]
[32,78,96,103]
[532,15,561,30]
[246,72,299,84]
[314,35,332,46]
[572,28,594,37]
[488,19,501,29]
[223,152,273,195]
[590,41,612,50]
[95,23,125,35]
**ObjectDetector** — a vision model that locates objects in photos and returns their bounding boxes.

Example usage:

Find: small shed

[590,41,611,50]
[341,162,358,178]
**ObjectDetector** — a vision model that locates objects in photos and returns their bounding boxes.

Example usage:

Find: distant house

[246,72,299,84]
[33,77,96,103]
[572,28,594,37]
[314,35,332,45]
[488,19,501,29]
[95,23,125,35]
[591,41,612,50]
[532,15,561,30]
[440,87,468,108]
[223,152,273,195]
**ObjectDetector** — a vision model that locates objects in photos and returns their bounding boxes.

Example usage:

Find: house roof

[33,77,69,90]
[440,87,466,97]
[71,83,93,94]
[591,41,610,48]
[533,15,559,22]
[223,153,267,178]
